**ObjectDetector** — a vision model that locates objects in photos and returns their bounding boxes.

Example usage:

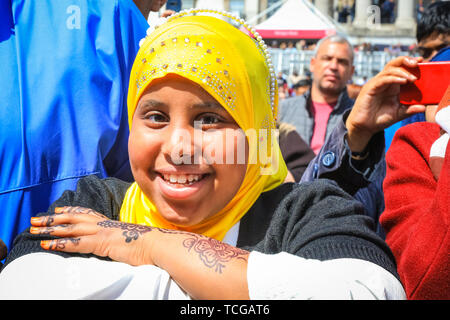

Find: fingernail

[30,217,41,224]
[54,207,63,213]
[40,240,51,250]
[30,227,40,234]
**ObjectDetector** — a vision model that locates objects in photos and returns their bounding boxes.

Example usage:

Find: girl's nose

[161,126,202,165]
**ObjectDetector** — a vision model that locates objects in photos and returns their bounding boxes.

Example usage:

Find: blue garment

[432,46,450,62]
[0,0,148,253]
[384,121,403,151]
[385,112,426,150]
[385,114,427,150]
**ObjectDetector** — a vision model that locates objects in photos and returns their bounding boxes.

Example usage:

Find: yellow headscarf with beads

[120,10,287,241]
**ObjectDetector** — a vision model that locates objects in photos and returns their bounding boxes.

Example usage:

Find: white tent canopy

[255,0,340,39]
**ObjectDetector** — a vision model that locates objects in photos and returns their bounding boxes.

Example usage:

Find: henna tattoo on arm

[39,224,73,235]
[47,237,81,250]
[179,233,248,274]
[61,206,108,219]
[153,228,249,273]
[96,221,249,273]
[97,220,154,243]
[44,216,54,227]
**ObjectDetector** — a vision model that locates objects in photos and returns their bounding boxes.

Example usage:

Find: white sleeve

[0,253,191,300]
[247,251,406,300]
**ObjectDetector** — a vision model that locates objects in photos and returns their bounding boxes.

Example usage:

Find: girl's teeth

[164,174,201,184]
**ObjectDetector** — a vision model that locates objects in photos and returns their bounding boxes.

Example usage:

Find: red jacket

[381,122,449,300]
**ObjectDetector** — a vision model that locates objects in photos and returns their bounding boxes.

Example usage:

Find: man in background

[279,35,355,154]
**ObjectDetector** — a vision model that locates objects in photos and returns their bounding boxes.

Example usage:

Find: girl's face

[129,76,248,227]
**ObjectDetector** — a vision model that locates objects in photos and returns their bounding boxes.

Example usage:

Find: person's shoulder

[114,0,149,37]
[271,179,353,210]
[292,179,348,197]
[72,175,131,205]
[257,182,325,215]
[78,174,128,186]
[115,0,141,13]
[279,95,308,116]
[387,122,441,162]
[395,122,441,144]
[398,121,440,133]
[79,174,131,192]
[281,95,306,106]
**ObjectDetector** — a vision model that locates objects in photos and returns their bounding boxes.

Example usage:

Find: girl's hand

[30,206,155,266]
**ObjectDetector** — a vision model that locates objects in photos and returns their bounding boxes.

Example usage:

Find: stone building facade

[177,0,438,45]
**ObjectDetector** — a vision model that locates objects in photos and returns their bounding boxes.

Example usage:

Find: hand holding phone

[399,62,450,105]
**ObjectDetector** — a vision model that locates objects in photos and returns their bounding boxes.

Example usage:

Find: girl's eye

[197,114,222,126]
[146,112,168,123]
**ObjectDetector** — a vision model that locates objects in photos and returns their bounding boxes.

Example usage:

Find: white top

[0,223,406,300]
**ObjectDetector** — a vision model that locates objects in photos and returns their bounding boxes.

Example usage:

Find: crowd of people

[0,0,448,301]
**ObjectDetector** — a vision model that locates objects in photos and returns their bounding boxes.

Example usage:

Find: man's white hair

[314,34,354,64]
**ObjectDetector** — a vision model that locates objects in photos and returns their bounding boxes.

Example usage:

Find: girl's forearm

[146,229,250,300]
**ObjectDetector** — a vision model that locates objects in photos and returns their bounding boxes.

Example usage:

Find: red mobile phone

[399,62,450,105]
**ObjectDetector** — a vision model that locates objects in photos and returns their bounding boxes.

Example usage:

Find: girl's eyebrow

[137,99,223,111]
[192,101,224,111]
[137,99,166,111]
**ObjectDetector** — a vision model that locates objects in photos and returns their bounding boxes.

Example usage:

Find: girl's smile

[156,171,211,200]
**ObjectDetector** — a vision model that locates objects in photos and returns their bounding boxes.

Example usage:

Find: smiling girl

[0,10,405,300]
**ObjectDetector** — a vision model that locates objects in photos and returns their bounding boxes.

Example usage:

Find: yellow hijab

[121,10,288,241]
